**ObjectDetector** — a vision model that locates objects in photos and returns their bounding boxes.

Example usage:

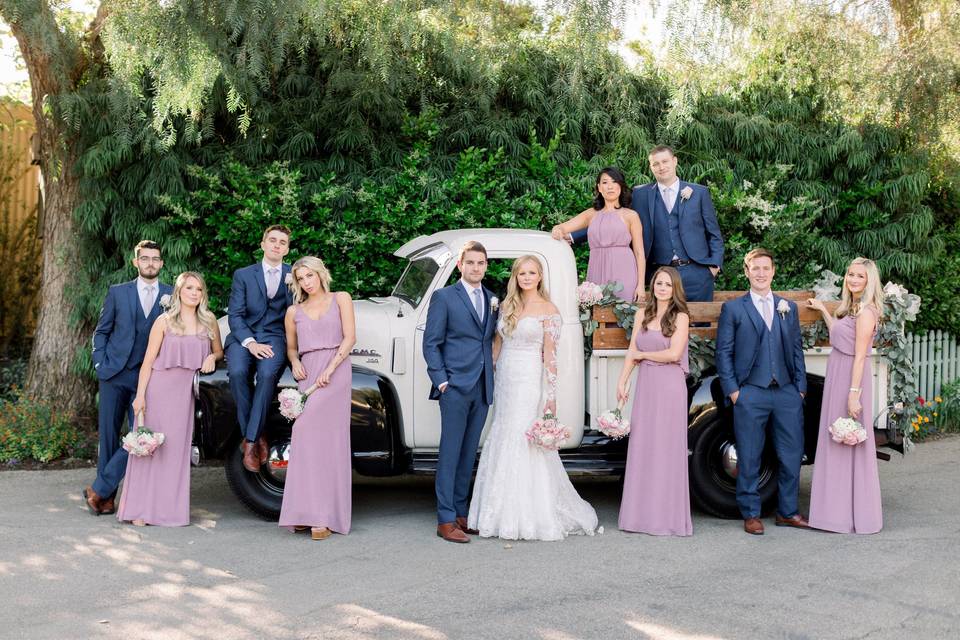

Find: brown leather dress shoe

[437,522,470,543]
[99,497,116,515]
[82,486,103,516]
[775,514,810,529]
[257,436,269,464]
[242,440,260,472]
[456,516,478,535]
[743,517,764,535]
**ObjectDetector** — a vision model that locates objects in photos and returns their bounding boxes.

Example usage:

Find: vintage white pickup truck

[196,229,895,519]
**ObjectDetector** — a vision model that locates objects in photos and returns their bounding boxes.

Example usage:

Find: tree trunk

[5,0,98,416]
[23,148,94,416]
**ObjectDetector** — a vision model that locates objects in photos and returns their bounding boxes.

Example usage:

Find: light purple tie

[142,285,155,317]
[267,268,280,298]
[472,288,482,320]
[760,296,772,330]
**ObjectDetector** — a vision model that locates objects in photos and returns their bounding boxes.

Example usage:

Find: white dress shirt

[749,289,774,330]
[136,277,158,318]
[658,178,680,213]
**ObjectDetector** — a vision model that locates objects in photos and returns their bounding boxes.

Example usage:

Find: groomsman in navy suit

[84,240,172,515]
[422,241,497,543]
[715,248,809,535]
[570,145,724,301]
[225,225,294,472]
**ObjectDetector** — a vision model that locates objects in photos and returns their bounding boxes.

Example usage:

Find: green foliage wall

[69,1,957,336]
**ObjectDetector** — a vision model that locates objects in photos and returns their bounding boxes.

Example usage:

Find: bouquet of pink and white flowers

[278,383,319,422]
[828,417,867,446]
[597,406,630,440]
[122,415,165,457]
[525,411,571,450]
[576,281,604,309]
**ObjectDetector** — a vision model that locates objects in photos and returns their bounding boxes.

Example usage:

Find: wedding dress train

[467,314,599,541]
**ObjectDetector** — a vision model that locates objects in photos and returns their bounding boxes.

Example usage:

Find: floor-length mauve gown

[278,303,352,534]
[619,328,692,536]
[587,211,638,301]
[809,307,883,534]
[116,331,210,526]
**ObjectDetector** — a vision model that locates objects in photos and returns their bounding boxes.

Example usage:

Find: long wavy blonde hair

[166,272,218,336]
[835,257,885,320]
[500,255,550,336]
[289,256,332,303]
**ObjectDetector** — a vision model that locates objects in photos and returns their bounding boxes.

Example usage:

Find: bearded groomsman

[84,240,172,515]
[715,248,808,535]
[225,225,294,472]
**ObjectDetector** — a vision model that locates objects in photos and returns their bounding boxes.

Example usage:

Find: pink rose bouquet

[597,407,630,440]
[525,411,571,451]
[278,383,319,422]
[576,281,604,309]
[828,417,867,446]
[122,427,165,457]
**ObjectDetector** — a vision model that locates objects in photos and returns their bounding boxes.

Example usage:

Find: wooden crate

[592,291,840,349]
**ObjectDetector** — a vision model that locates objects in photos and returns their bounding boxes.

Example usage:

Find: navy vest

[651,189,690,264]
[125,305,155,371]
[259,286,288,339]
[745,306,792,388]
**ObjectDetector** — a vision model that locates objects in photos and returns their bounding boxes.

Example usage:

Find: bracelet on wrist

[849,387,861,393]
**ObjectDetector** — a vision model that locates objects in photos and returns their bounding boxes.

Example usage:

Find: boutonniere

[159,294,171,310]
[489,296,499,312]
[777,299,791,318]
[284,272,293,285]
[680,186,693,201]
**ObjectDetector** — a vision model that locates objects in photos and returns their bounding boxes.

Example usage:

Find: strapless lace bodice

[498,314,561,404]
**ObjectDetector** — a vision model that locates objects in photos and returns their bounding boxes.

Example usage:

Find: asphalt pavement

[1,437,958,640]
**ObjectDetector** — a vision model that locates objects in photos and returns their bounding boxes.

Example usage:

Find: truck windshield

[392,257,439,307]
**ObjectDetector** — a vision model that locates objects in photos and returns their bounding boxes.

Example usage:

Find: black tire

[688,416,777,519]
[224,437,290,520]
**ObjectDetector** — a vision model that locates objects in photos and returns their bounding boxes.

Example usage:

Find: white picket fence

[908,331,960,399]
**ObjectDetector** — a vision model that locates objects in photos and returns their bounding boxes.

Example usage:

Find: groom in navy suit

[423,241,497,543]
[84,240,172,515]
[225,225,294,472]
[570,145,724,301]
[715,248,809,535]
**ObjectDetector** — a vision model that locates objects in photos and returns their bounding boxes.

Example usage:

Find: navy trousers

[226,337,287,442]
[435,384,489,524]
[92,368,138,498]
[677,263,715,302]
[733,383,805,519]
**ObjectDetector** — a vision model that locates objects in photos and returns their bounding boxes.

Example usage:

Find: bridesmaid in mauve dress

[807,258,884,534]
[279,256,356,540]
[118,272,223,527]
[551,167,645,302]
[616,267,692,536]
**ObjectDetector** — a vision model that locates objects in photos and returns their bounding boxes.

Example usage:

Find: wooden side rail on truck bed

[592,291,842,349]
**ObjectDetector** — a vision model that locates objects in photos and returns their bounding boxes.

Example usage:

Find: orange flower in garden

[935,396,942,403]
[913,424,920,431]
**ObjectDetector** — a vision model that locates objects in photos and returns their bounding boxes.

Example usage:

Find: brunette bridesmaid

[118,272,223,526]
[551,167,645,302]
[616,266,692,536]
[806,258,884,534]
[278,256,356,540]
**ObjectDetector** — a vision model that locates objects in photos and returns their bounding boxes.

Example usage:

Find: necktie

[267,268,280,298]
[663,186,675,212]
[760,296,772,330]
[472,288,483,320]
[142,285,155,317]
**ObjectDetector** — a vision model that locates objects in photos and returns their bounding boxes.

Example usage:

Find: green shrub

[0,392,88,463]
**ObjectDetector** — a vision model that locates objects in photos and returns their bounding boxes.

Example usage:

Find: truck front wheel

[688,417,777,519]
[224,436,290,520]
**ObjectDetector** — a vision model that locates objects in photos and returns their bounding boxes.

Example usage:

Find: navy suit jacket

[225,263,294,348]
[422,282,497,402]
[571,181,725,275]
[92,279,172,381]
[715,293,807,398]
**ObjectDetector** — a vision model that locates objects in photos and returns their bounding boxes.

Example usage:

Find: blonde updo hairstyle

[835,257,885,320]
[500,255,550,336]
[289,255,332,303]
[165,271,218,337]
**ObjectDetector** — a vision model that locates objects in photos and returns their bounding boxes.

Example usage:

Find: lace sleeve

[542,314,562,411]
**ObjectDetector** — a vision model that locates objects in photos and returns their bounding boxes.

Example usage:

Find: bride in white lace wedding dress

[467,256,599,541]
